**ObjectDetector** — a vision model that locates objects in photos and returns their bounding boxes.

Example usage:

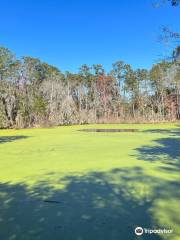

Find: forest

[0,46,179,128]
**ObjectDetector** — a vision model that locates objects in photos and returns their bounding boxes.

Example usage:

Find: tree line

[0,46,179,128]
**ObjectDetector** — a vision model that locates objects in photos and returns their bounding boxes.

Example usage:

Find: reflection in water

[79,129,139,132]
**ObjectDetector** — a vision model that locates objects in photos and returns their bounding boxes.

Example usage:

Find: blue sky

[0,0,179,72]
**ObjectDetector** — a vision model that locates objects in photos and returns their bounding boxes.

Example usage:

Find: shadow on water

[1,167,179,240]
[136,128,180,171]
[0,136,29,144]
[143,128,180,136]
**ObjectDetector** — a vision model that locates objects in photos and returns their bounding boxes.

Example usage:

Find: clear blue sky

[0,0,179,72]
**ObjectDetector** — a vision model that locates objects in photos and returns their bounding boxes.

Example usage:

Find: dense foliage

[0,46,179,128]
